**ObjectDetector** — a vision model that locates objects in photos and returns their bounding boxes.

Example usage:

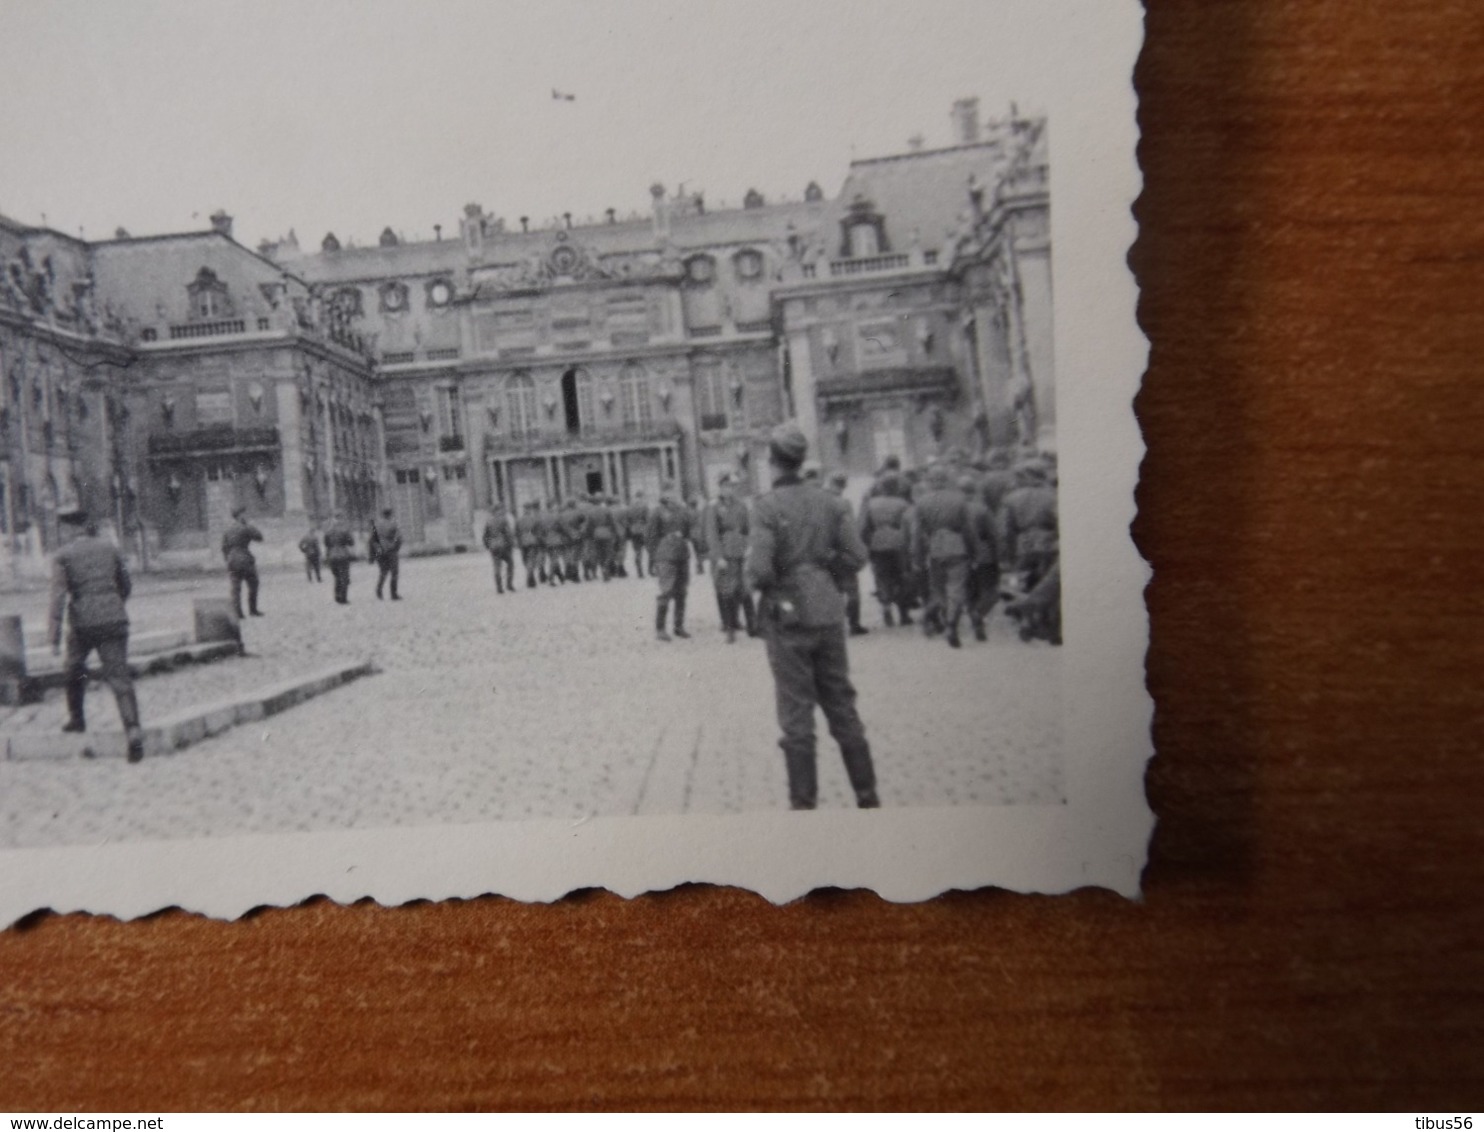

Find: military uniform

[624,498,650,578]
[703,487,756,643]
[646,494,694,639]
[859,481,913,626]
[371,511,403,600]
[516,506,544,587]
[221,512,264,618]
[298,531,323,583]
[910,473,981,648]
[48,519,144,761]
[1002,471,1059,591]
[323,518,356,604]
[961,478,1002,641]
[540,506,569,585]
[747,432,878,811]
[827,475,868,635]
[560,500,588,583]
[588,497,620,581]
[483,507,517,593]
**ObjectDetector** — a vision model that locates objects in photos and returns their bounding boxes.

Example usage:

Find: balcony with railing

[483,418,683,457]
[828,253,911,277]
[146,424,281,460]
[168,318,247,340]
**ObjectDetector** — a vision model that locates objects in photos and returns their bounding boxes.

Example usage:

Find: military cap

[57,505,90,525]
[768,422,808,466]
[829,471,848,489]
[381,507,394,517]
[231,505,248,519]
[801,462,821,482]
[880,454,902,472]
[878,472,902,498]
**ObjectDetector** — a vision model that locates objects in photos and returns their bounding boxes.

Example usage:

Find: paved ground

[0,552,1062,847]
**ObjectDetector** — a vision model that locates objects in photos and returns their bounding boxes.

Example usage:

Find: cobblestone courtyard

[1,552,1062,847]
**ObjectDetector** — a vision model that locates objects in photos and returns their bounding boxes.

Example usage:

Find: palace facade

[0,99,1051,578]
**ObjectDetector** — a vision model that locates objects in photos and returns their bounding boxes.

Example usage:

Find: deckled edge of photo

[0,0,1151,926]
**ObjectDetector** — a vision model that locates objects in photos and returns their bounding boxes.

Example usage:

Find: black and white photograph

[0,0,1149,920]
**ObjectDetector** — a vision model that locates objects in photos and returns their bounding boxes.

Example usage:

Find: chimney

[434,224,442,241]
[950,97,981,146]
[209,210,233,238]
[650,182,669,241]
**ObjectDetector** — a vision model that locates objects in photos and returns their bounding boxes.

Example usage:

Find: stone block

[193,599,242,648]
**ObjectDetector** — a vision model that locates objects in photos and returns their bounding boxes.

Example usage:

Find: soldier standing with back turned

[647,484,695,641]
[483,503,517,593]
[221,505,264,619]
[371,506,403,600]
[746,424,879,810]
[323,512,356,604]
[49,508,146,762]
[703,473,756,643]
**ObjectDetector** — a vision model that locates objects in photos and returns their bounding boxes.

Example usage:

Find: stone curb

[4,659,378,762]
[21,640,244,694]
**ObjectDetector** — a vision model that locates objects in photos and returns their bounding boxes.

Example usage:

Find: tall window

[848,222,880,258]
[436,386,462,439]
[574,368,595,434]
[695,359,728,432]
[506,373,537,439]
[619,362,652,429]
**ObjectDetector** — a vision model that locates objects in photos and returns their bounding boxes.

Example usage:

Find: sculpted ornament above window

[735,249,764,281]
[380,282,409,313]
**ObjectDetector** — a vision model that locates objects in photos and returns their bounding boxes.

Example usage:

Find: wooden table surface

[3,1,1482,1111]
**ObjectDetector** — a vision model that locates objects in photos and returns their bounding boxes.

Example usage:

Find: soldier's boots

[117,690,144,764]
[882,606,895,628]
[63,682,87,732]
[840,741,880,809]
[655,601,671,642]
[972,620,987,642]
[782,742,819,810]
[672,596,690,639]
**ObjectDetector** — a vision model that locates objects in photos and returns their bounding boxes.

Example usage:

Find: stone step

[4,659,377,762]
[23,627,192,672]
[24,639,242,686]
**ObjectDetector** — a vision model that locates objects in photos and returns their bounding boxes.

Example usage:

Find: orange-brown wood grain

[2,1,1481,1110]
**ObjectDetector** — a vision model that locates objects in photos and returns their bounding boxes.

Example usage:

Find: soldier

[746,424,878,811]
[560,497,588,583]
[298,527,323,583]
[588,493,620,581]
[540,500,568,585]
[605,496,627,579]
[483,503,517,594]
[910,464,981,649]
[516,502,543,588]
[961,474,1002,642]
[687,494,707,576]
[323,511,356,604]
[646,484,695,641]
[859,472,913,626]
[48,508,145,763]
[221,505,264,618]
[703,473,756,644]
[371,506,403,601]
[1002,460,1059,592]
[624,491,650,578]
[826,472,869,636]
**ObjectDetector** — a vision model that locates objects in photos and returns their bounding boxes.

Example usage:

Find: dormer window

[379,281,409,313]
[839,195,889,259]
[734,249,764,281]
[685,255,715,286]
[187,267,230,321]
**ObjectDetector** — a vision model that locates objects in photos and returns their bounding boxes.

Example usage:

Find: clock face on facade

[429,281,451,306]
[550,245,580,276]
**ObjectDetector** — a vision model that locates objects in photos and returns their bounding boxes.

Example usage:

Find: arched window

[619,362,652,429]
[506,372,537,439]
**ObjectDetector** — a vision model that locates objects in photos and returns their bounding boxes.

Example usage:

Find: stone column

[320,384,337,514]
[276,382,306,519]
[0,614,25,705]
[787,329,819,458]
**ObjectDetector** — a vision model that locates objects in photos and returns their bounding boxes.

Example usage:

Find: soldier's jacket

[910,488,981,563]
[515,511,541,548]
[589,503,619,542]
[561,505,589,544]
[1002,484,1058,560]
[483,512,515,553]
[646,502,694,563]
[688,504,709,556]
[965,497,1000,569]
[372,519,403,559]
[539,512,567,549]
[298,534,321,559]
[746,475,867,629]
[323,522,356,564]
[860,494,911,553]
[704,498,750,561]
[221,519,263,572]
[624,503,651,539]
[977,469,1017,514]
[49,535,131,643]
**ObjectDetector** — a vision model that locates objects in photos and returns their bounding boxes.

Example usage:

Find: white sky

[0,0,1055,249]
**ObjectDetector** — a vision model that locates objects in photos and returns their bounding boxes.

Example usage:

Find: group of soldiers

[478,494,654,595]
[293,509,404,605]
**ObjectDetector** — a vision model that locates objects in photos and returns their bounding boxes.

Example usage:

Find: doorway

[585,470,604,496]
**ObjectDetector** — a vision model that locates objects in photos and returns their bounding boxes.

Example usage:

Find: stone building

[0,98,1053,569]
